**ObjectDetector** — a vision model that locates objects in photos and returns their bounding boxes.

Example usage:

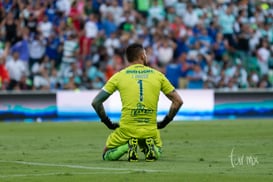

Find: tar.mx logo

[229,148,259,168]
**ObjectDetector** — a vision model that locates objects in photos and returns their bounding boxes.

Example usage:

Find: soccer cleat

[145,138,157,162]
[128,138,138,162]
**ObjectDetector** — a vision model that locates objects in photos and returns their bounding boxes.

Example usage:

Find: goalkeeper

[92,43,183,162]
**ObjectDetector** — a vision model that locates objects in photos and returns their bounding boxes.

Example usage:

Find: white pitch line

[0,171,132,178]
[0,160,162,173]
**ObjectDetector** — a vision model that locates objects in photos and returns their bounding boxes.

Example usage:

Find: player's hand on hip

[101,116,119,130]
[110,123,119,130]
[157,115,172,129]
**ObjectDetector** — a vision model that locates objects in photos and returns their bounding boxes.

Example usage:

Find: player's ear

[140,53,144,60]
[140,51,146,62]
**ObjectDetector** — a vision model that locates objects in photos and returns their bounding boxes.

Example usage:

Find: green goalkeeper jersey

[103,64,174,129]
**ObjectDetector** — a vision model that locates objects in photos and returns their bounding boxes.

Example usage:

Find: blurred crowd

[0,0,273,91]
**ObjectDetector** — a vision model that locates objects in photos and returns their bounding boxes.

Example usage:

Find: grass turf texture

[0,119,272,182]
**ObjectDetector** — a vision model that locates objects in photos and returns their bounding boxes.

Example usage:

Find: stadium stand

[0,0,273,91]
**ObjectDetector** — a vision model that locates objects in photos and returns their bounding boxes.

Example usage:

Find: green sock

[103,144,129,161]
[154,146,162,160]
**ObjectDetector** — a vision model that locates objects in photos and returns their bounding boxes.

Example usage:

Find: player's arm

[157,90,183,129]
[92,90,119,130]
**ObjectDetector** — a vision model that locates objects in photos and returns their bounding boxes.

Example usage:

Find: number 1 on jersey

[137,80,143,102]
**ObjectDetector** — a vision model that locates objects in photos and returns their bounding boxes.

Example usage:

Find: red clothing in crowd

[69,5,82,32]
[0,64,10,83]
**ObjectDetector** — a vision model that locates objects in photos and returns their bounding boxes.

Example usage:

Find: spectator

[32,1,46,22]
[226,77,239,91]
[186,64,205,89]
[177,52,191,88]
[14,73,33,91]
[38,15,53,38]
[249,27,262,53]
[49,67,58,90]
[80,69,92,90]
[33,67,50,90]
[216,69,229,89]
[146,45,158,68]
[165,60,181,88]
[20,3,33,24]
[203,67,217,89]
[31,55,52,77]
[258,74,272,88]
[105,52,124,80]
[68,1,82,32]
[45,31,62,62]
[174,36,189,60]
[86,59,106,87]
[10,33,30,65]
[60,33,79,77]
[256,38,270,76]
[148,0,165,26]
[63,74,78,90]
[156,37,176,68]
[224,57,236,80]
[107,0,123,25]
[213,32,227,62]
[197,27,213,54]
[236,23,251,54]
[134,0,150,17]
[119,11,135,33]
[56,0,71,16]
[99,0,112,19]
[169,16,187,40]
[262,23,273,44]
[45,2,57,23]
[234,60,248,88]
[204,53,221,78]
[0,41,10,89]
[28,33,46,69]
[25,13,39,35]
[218,5,236,49]
[55,43,64,69]
[84,1,94,17]
[0,56,10,90]
[0,4,5,23]
[137,26,151,48]
[85,59,94,79]
[165,6,176,23]
[92,76,105,89]
[104,32,121,56]
[2,12,18,45]
[2,0,13,12]
[175,0,186,17]
[207,20,219,42]
[82,13,98,58]
[183,4,199,28]
[5,51,27,90]
[101,13,118,38]
[247,70,260,88]
[63,62,82,86]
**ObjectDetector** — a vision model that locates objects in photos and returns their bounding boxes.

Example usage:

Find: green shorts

[105,126,162,149]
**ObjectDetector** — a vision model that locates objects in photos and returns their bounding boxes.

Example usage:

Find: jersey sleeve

[160,73,175,95]
[103,72,119,94]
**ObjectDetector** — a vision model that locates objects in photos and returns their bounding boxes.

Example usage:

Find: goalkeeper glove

[101,116,119,130]
[157,115,172,129]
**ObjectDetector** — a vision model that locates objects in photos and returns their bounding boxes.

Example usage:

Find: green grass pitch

[0,119,273,182]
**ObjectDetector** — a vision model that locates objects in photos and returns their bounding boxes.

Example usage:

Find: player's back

[114,64,174,128]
